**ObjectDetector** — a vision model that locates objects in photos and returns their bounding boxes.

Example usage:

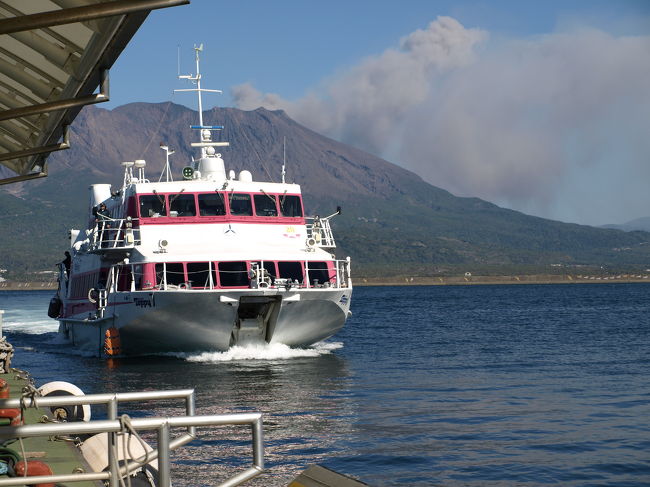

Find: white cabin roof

[132,180,302,194]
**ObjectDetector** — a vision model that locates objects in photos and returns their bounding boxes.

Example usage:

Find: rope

[14,382,41,476]
[139,100,174,159]
[19,383,39,411]
[17,437,26,479]
[111,414,152,487]
[12,368,30,383]
[236,119,274,181]
[0,338,14,374]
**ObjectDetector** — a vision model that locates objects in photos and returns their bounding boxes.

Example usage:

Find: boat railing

[143,258,351,292]
[305,216,336,248]
[91,216,141,252]
[0,388,264,487]
[55,261,68,296]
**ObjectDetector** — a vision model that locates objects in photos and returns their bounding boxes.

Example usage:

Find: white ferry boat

[48,47,352,356]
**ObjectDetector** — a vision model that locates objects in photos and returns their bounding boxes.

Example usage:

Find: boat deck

[0,369,99,487]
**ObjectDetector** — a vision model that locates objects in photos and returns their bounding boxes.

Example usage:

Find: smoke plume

[233,16,650,224]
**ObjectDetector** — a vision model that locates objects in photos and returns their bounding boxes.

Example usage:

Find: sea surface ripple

[1,283,649,486]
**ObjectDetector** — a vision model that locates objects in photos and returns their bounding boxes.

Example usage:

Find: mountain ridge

[602,216,650,233]
[1,102,649,279]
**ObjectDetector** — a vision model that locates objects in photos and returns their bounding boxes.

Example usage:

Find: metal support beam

[0,171,47,185]
[0,70,109,122]
[0,124,69,162]
[0,0,190,35]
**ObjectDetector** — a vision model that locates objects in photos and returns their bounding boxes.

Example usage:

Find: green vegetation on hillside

[2,104,649,281]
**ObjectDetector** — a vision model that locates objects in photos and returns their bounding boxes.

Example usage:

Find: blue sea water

[1,283,649,486]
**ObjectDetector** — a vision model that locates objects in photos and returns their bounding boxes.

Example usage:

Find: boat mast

[174,44,223,157]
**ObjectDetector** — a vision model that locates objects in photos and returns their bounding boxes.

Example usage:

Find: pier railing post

[157,422,171,487]
[107,396,119,487]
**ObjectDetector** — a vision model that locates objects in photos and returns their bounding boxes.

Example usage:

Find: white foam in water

[175,341,343,362]
[2,317,58,335]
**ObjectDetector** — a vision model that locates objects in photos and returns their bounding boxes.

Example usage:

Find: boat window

[169,194,196,217]
[99,269,108,289]
[230,193,253,216]
[280,195,303,217]
[139,194,166,217]
[254,194,278,217]
[141,264,155,290]
[198,193,226,216]
[307,261,330,285]
[164,263,186,286]
[218,261,249,287]
[116,266,132,291]
[278,261,303,283]
[187,262,212,288]
[133,264,144,290]
[155,263,165,287]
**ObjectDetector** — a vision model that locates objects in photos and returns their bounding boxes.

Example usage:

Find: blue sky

[105,0,650,226]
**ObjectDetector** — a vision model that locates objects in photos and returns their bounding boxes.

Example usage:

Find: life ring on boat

[37,381,91,422]
[88,288,98,304]
[178,283,188,290]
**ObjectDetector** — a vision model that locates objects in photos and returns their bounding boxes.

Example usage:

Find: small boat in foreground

[49,46,352,356]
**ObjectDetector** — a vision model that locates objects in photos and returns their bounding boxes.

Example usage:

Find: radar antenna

[159,144,175,182]
[174,44,226,158]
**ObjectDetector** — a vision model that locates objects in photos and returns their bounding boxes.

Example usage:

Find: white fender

[38,381,91,422]
[80,432,159,473]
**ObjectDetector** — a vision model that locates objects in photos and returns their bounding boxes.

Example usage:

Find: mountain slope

[602,217,650,233]
[1,103,649,279]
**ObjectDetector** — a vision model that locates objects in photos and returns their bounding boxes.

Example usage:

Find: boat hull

[58,288,351,356]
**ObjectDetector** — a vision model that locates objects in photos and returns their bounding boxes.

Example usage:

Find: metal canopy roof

[0,0,188,185]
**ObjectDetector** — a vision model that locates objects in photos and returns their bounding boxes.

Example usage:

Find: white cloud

[233,16,487,152]
[233,17,650,224]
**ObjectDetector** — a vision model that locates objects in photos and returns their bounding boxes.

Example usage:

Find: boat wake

[172,341,344,362]
[2,317,58,335]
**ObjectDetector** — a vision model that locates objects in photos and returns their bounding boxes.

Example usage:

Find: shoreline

[1,274,650,291]
[357,274,650,286]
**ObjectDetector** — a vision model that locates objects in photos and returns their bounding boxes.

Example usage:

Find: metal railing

[91,217,141,251]
[0,389,264,487]
[305,216,336,248]
[127,258,352,292]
